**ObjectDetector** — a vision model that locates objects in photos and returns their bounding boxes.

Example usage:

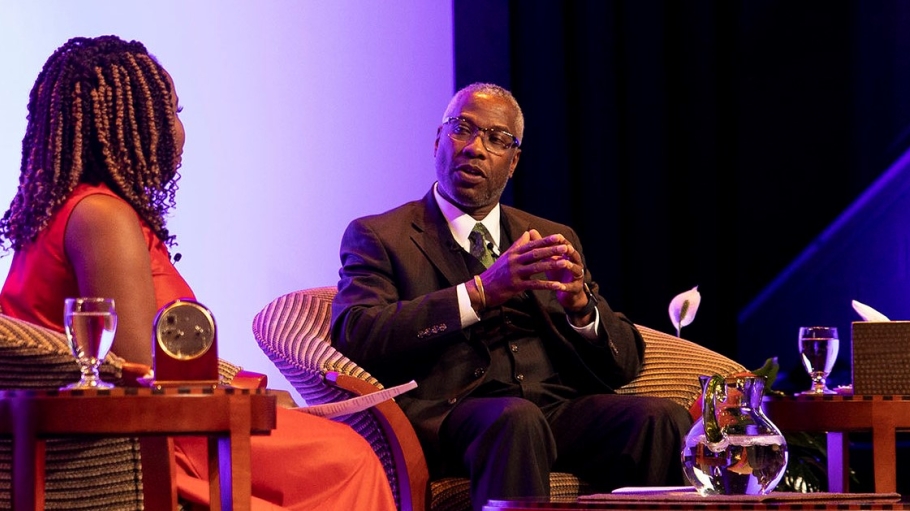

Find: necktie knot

[469,223,496,269]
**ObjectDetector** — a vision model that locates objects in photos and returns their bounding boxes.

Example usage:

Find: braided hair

[0,35,181,252]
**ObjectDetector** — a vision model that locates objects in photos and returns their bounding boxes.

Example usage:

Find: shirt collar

[433,182,501,253]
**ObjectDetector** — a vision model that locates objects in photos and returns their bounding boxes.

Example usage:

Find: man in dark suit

[331,83,692,511]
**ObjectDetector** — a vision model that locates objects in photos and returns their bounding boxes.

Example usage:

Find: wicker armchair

[0,312,260,510]
[252,286,747,511]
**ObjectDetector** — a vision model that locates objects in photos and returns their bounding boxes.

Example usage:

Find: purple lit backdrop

[0,2,453,402]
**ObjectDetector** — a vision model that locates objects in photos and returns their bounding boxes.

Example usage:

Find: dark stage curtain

[453,0,910,362]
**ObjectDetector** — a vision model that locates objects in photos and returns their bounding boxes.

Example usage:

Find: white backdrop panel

[0,0,452,402]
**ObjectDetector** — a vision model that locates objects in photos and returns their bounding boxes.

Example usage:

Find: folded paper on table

[611,486,694,494]
[580,491,901,503]
[852,299,890,322]
[297,380,417,419]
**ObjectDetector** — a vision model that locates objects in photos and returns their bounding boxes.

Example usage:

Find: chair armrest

[217,358,269,389]
[120,362,151,387]
[231,370,268,389]
[326,372,428,511]
[618,324,746,414]
[252,288,424,510]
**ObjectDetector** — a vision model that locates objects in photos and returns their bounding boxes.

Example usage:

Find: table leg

[871,407,898,493]
[222,434,252,511]
[11,398,43,511]
[225,394,253,511]
[139,437,178,510]
[208,435,224,511]
[826,432,848,492]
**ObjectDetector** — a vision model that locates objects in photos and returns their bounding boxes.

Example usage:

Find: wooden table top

[0,386,277,436]
[484,495,910,510]
[763,393,910,431]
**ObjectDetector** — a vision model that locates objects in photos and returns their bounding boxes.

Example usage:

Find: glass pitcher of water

[681,373,789,495]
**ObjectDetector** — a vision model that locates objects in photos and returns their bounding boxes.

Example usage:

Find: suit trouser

[439,393,693,511]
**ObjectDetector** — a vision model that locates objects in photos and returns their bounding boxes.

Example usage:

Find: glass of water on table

[61,297,117,390]
[797,325,839,395]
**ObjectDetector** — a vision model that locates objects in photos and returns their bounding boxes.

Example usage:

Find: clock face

[155,301,216,360]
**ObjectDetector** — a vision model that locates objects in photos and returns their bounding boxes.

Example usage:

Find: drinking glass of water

[797,325,839,395]
[62,297,117,390]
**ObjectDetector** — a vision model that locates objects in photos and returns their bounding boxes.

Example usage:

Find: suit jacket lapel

[500,207,529,247]
[410,190,473,286]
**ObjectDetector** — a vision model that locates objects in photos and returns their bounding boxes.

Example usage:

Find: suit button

[473,368,485,378]
[447,397,457,405]
[516,374,524,382]
[510,344,519,352]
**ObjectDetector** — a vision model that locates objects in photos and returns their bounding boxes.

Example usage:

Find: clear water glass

[62,297,117,390]
[797,325,839,395]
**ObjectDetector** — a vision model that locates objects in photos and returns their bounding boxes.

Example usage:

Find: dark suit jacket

[331,188,645,453]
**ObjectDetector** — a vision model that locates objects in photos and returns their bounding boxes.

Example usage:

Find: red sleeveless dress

[0,183,396,510]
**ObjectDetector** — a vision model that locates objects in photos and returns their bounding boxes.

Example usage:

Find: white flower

[669,286,701,337]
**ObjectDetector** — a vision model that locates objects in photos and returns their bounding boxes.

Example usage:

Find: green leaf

[752,356,780,389]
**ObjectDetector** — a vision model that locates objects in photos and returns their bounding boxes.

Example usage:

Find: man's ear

[434,127,441,157]
[508,148,521,178]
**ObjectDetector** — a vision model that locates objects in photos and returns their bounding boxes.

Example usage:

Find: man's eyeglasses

[442,117,520,155]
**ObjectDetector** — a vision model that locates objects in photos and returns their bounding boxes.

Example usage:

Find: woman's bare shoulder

[67,193,141,235]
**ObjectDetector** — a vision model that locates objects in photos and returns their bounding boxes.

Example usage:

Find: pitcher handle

[703,374,726,443]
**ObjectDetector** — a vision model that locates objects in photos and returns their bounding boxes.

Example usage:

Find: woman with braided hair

[0,35,397,510]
